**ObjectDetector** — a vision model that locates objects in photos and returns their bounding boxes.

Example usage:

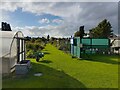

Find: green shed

[70,37,110,58]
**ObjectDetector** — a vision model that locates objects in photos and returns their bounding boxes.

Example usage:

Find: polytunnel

[0,31,26,75]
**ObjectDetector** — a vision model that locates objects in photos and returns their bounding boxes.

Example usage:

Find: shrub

[26,50,35,58]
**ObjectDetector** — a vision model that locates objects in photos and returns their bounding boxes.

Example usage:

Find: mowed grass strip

[3,44,119,88]
[42,44,119,88]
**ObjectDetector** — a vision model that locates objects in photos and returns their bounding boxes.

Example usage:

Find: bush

[26,43,34,50]
[26,50,35,58]
[58,44,70,51]
[26,43,44,51]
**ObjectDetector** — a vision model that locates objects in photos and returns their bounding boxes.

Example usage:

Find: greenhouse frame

[0,31,26,75]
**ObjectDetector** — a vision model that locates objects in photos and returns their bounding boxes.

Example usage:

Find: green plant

[26,50,35,58]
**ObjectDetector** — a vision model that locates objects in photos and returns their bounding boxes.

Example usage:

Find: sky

[0,1,119,38]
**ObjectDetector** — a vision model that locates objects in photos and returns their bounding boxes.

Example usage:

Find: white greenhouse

[0,31,29,75]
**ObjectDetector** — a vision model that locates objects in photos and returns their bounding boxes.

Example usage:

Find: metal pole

[17,39,20,63]
[80,37,81,58]
[24,40,26,60]
[90,38,92,54]
[21,39,23,61]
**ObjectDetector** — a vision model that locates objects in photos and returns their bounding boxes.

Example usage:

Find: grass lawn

[2,44,119,88]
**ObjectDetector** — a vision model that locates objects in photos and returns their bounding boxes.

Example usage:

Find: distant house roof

[109,34,120,40]
[111,39,120,47]
[109,34,120,47]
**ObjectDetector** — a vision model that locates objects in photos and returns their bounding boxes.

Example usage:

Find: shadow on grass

[39,60,53,64]
[72,56,77,58]
[81,54,119,65]
[2,62,86,88]
[44,49,48,51]
[43,52,50,55]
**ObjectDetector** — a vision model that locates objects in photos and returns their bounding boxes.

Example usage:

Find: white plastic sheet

[0,31,24,75]
[0,31,2,90]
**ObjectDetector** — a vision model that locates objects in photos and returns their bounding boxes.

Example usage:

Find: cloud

[39,18,50,24]
[0,2,82,18]
[1,2,118,37]
[52,19,63,24]
[1,0,119,3]
[0,11,9,22]
[12,25,63,37]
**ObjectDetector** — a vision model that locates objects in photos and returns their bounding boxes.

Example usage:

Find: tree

[35,38,42,43]
[25,36,31,41]
[74,26,85,38]
[47,35,50,41]
[89,19,113,38]
[74,31,80,37]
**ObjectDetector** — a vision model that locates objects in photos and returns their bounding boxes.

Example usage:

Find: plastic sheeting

[0,31,2,89]
[71,37,110,58]
[0,31,24,75]
[0,31,14,57]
